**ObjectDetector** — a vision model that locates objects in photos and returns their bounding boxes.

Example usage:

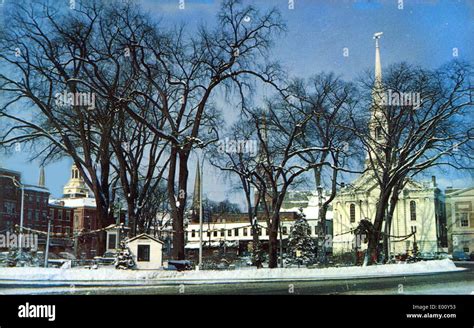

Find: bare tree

[208,117,265,267]
[0,1,171,251]
[285,73,362,263]
[354,61,474,265]
[119,0,285,259]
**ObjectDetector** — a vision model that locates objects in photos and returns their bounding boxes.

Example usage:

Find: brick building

[0,166,74,252]
[50,163,119,258]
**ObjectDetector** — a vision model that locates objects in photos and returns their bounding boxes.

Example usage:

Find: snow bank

[0,260,463,285]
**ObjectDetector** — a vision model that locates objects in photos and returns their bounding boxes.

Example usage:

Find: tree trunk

[248,191,263,268]
[268,212,280,268]
[365,188,391,265]
[383,184,401,262]
[169,150,189,260]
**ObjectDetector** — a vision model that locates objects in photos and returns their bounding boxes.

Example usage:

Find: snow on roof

[127,233,164,244]
[57,197,97,208]
[24,185,50,193]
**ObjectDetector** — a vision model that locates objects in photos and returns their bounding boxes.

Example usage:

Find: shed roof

[127,233,164,244]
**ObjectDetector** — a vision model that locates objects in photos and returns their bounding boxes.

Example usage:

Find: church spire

[366,32,386,167]
[38,166,45,187]
[192,162,201,209]
[374,32,383,91]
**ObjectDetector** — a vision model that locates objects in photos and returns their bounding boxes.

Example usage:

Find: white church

[332,33,447,256]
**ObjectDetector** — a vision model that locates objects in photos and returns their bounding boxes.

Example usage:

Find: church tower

[366,32,387,166]
[63,163,90,198]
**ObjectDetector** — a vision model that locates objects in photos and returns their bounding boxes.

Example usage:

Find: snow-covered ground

[0,260,464,285]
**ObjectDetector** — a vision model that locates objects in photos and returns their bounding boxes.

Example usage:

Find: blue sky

[1,0,473,202]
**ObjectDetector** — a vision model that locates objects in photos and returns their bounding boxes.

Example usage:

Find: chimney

[431,176,437,187]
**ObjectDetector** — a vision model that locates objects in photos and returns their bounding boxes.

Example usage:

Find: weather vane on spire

[373,32,383,47]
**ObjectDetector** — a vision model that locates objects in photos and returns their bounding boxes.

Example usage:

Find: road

[0,262,473,295]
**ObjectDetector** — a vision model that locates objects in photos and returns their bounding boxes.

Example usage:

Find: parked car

[166,260,192,271]
[452,251,470,261]
[436,252,449,260]
[59,252,76,260]
[417,252,436,261]
[94,252,117,265]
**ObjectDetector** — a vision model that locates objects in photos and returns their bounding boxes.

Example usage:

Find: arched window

[410,201,417,221]
[350,204,356,223]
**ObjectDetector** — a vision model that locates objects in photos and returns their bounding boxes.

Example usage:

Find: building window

[243,228,248,236]
[207,230,210,237]
[234,228,239,237]
[137,245,150,262]
[191,230,196,238]
[463,247,469,253]
[458,212,469,227]
[4,202,15,214]
[350,204,356,223]
[108,234,117,249]
[220,229,225,237]
[228,229,232,237]
[282,226,288,235]
[410,201,416,221]
[213,230,217,237]
[314,226,318,235]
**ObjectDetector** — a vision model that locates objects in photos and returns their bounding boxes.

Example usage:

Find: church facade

[332,174,447,255]
[332,33,448,257]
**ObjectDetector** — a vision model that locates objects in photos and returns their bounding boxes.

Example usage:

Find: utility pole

[19,183,25,257]
[198,157,204,270]
[44,216,52,268]
[279,222,284,268]
[316,185,326,264]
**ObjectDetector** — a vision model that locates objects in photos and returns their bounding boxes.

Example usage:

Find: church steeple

[374,32,383,92]
[191,161,201,222]
[38,166,45,187]
[366,32,387,167]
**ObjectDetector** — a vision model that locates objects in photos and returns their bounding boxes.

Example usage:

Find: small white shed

[126,234,164,270]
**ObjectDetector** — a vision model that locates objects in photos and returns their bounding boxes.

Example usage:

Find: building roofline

[445,186,474,197]
[127,233,164,244]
